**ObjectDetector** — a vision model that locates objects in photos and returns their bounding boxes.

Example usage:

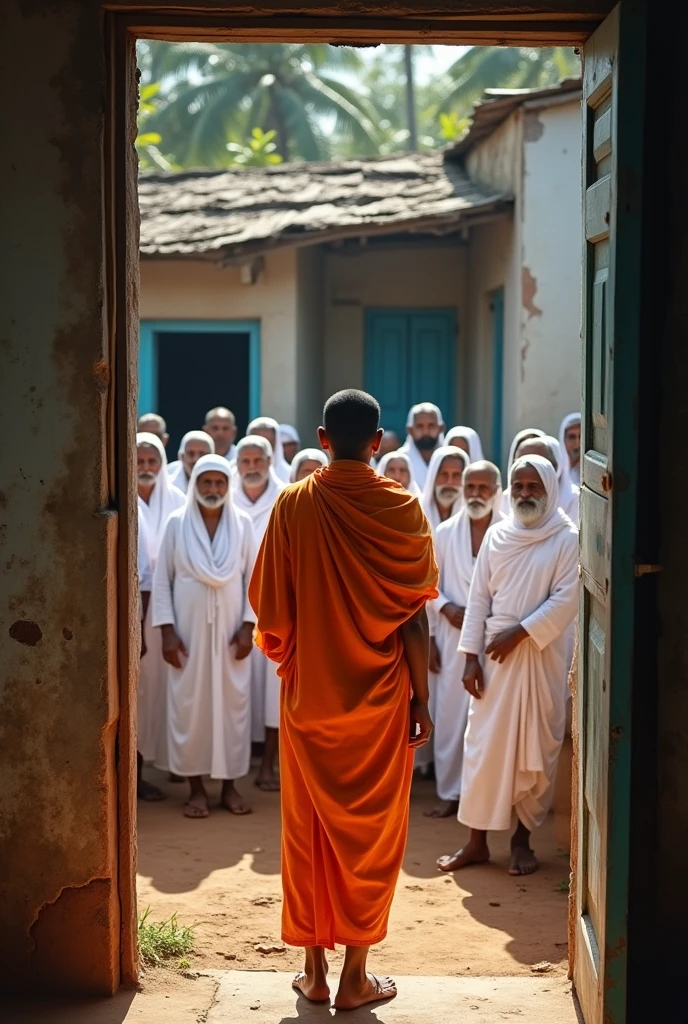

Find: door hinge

[634,563,662,578]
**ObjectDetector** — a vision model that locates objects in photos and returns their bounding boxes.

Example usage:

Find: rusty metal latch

[634,564,662,577]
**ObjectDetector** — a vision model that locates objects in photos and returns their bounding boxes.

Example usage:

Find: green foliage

[439,47,581,118]
[226,127,283,166]
[135,42,581,168]
[138,907,195,967]
[438,111,471,143]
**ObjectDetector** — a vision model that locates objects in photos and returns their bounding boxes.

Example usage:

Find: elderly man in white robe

[168,431,215,494]
[137,505,160,800]
[138,412,169,449]
[401,403,445,488]
[376,449,422,497]
[559,412,582,487]
[438,455,578,876]
[426,461,504,818]
[153,455,257,818]
[203,406,238,463]
[137,433,185,787]
[246,416,292,482]
[279,424,300,465]
[290,448,328,483]
[421,446,469,532]
[232,435,285,790]
[444,426,485,463]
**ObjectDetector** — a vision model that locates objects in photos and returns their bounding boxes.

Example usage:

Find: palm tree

[439,46,581,117]
[137,41,383,167]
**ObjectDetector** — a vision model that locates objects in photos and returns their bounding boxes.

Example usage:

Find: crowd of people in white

[135,401,581,874]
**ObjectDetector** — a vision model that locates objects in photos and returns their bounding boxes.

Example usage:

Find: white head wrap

[558,412,582,487]
[247,416,291,482]
[289,448,328,483]
[177,454,244,586]
[178,430,215,458]
[279,424,300,446]
[444,426,485,463]
[507,427,546,474]
[376,449,422,497]
[421,445,470,530]
[137,431,185,560]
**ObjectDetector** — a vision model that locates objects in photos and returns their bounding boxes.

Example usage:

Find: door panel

[365,309,455,438]
[364,312,409,438]
[408,313,455,425]
[576,4,646,1022]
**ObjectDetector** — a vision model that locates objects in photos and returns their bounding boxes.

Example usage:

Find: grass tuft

[138,907,195,968]
[556,878,570,894]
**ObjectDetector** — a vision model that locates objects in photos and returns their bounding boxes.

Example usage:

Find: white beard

[466,495,494,520]
[196,492,223,509]
[512,495,547,527]
[435,485,462,510]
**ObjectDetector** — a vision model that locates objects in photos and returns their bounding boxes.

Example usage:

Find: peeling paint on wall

[522,266,543,320]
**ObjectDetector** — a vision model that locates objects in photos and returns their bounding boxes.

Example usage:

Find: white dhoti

[429,507,505,802]
[457,456,579,833]
[152,458,258,780]
[164,575,252,779]
[139,603,170,769]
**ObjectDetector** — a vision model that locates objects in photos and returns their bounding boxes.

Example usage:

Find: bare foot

[221,785,252,815]
[437,841,490,872]
[424,799,459,819]
[334,974,397,1011]
[255,774,281,792]
[168,772,185,783]
[509,845,538,876]
[183,794,209,819]
[138,779,165,802]
[292,971,330,1003]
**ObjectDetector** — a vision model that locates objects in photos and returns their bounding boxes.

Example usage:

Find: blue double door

[364,309,456,439]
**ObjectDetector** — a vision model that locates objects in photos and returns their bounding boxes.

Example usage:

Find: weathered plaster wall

[323,242,466,420]
[295,246,325,446]
[139,251,299,424]
[0,1,121,995]
[519,99,582,434]
[464,216,518,467]
[465,111,523,195]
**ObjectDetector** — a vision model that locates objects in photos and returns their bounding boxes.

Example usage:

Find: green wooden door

[575,4,647,1022]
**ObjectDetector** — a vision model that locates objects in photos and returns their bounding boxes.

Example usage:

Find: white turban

[289,448,328,483]
[279,424,300,445]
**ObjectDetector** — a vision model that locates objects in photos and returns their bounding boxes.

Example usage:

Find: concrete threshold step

[209,971,580,1023]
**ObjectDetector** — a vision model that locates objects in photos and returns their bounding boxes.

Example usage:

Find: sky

[415,46,471,84]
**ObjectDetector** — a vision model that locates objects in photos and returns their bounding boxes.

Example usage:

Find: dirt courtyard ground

[137,765,570,982]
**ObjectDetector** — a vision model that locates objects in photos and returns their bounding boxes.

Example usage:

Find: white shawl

[289,448,329,483]
[444,426,484,463]
[376,448,422,497]
[137,432,185,561]
[232,469,284,544]
[176,455,247,587]
[421,445,470,532]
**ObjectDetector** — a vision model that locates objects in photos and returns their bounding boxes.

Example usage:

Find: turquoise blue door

[365,309,456,438]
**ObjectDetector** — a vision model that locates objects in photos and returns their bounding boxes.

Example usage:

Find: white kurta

[233,472,285,739]
[137,465,186,767]
[429,507,505,801]
[152,505,257,779]
[458,498,578,832]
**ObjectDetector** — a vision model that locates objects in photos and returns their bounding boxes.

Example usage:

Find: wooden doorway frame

[105,0,615,989]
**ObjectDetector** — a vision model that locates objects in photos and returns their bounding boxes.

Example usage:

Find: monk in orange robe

[249,389,438,1010]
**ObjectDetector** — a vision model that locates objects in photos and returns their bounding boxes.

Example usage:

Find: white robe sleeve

[241,516,258,625]
[152,516,177,629]
[521,532,579,650]
[458,541,492,656]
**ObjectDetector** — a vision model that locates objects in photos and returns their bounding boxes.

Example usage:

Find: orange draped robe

[249,461,438,949]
